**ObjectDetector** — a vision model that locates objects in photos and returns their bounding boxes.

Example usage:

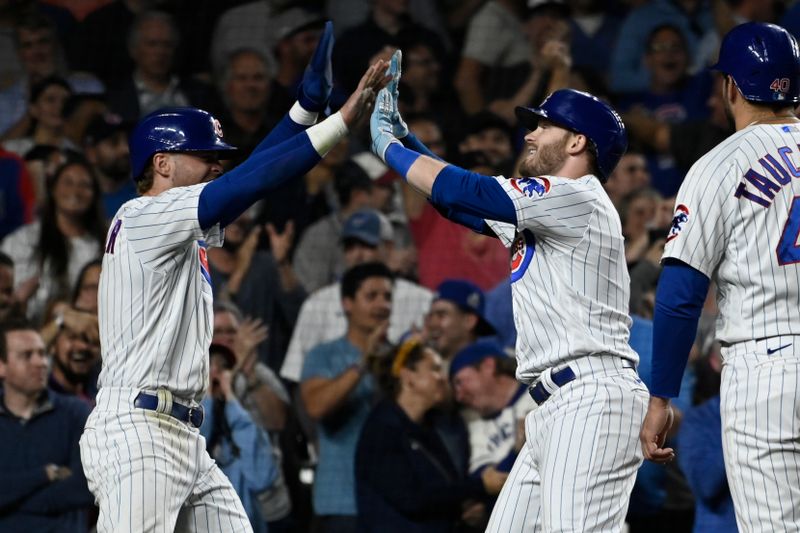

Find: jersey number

[777,196,800,265]
[105,219,122,255]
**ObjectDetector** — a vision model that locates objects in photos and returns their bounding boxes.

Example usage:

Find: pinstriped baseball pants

[486,358,648,532]
[80,387,252,533]
[721,338,800,533]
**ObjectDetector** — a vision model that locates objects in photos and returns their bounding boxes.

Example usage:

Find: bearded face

[519,123,570,177]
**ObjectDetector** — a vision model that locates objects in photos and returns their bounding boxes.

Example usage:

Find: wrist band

[385,142,421,179]
[289,101,318,126]
[306,112,348,157]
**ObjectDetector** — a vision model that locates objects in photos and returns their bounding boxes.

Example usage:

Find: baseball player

[641,22,800,532]
[370,51,649,531]
[79,23,390,532]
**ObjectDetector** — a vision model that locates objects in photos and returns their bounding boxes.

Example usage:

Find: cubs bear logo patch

[511,177,551,198]
[510,230,536,283]
[666,204,690,242]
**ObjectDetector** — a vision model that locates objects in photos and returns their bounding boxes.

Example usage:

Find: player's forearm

[429,165,517,224]
[250,102,318,155]
[300,370,362,421]
[383,143,516,224]
[430,201,494,236]
[650,261,710,397]
[198,112,347,229]
[401,132,443,162]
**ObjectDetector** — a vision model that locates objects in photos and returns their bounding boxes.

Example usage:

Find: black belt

[529,359,637,405]
[529,366,576,405]
[133,392,204,428]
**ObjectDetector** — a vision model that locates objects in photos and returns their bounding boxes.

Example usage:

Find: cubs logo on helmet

[666,204,690,242]
[511,177,551,198]
[510,230,536,283]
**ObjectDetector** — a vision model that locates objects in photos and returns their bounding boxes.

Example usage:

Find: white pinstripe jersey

[664,123,800,343]
[485,175,638,384]
[97,183,223,401]
[463,385,536,473]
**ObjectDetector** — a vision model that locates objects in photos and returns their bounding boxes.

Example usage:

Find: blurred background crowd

[0,0,778,531]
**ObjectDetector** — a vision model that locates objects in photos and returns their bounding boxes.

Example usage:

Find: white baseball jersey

[663,122,800,532]
[664,123,800,341]
[83,182,254,533]
[97,182,222,401]
[485,175,638,384]
[463,385,537,473]
[477,173,647,532]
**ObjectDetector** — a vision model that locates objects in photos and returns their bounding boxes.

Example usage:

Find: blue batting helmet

[515,89,627,180]
[129,107,238,180]
[712,22,800,104]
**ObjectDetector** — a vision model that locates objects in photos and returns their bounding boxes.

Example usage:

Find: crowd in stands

[3,0,784,531]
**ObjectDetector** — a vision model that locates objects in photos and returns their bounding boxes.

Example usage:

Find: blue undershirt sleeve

[431,202,495,236]
[400,134,495,236]
[651,259,710,398]
[430,165,517,225]
[198,132,321,230]
[250,114,308,155]
[401,132,443,161]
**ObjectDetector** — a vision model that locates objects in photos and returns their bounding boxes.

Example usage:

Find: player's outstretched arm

[383,50,493,235]
[371,88,516,225]
[640,258,709,463]
[250,21,336,152]
[383,50,442,162]
[199,61,389,230]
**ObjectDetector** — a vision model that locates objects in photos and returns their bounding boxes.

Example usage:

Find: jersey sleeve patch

[510,229,536,282]
[666,204,690,243]
[510,177,551,198]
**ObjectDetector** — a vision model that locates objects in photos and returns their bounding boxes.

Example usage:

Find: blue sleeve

[198,131,321,229]
[430,201,494,236]
[651,260,710,398]
[250,114,308,155]
[225,400,277,492]
[430,165,517,225]
[408,133,494,236]
[401,132,443,162]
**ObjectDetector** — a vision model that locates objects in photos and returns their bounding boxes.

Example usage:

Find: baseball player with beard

[641,23,800,532]
[370,51,648,532]
[79,23,390,532]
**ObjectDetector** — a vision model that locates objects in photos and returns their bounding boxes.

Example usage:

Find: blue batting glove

[386,50,408,138]
[371,88,401,161]
[298,21,334,112]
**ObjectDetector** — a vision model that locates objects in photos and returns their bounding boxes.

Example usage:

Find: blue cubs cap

[449,340,507,380]
[434,279,496,336]
[712,22,800,104]
[515,89,627,180]
[342,209,382,247]
[129,107,238,180]
[341,209,393,246]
